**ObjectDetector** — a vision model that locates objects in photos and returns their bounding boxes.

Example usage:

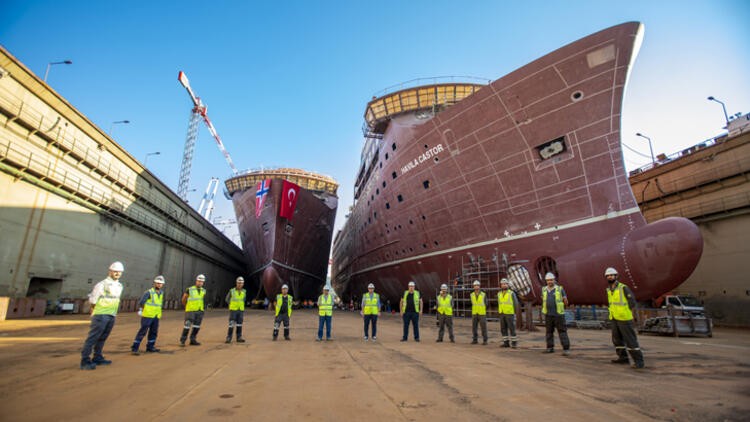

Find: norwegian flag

[255,179,271,218]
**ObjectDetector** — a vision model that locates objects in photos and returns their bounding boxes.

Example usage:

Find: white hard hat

[154,275,165,284]
[281,284,289,290]
[472,280,481,287]
[500,278,509,285]
[545,272,556,280]
[440,284,448,290]
[236,277,245,283]
[604,267,619,276]
[109,261,124,272]
[323,285,330,290]
[196,274,206,281]
[408,281,416,287]
[367,283,375,289]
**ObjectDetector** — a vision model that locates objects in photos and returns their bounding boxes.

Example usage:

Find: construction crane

[176,71,238,200]
[197,177,220,220]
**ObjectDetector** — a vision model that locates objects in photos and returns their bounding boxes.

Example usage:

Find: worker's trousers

[437,313,454,341]
[227,310,244,339]
[402,312,420,340]
[317,315,332,339]
[181,311,204,342]
[363,314,378,338]
[273,314,290,339]
[81,314,115,363]
[132,316,159,351]
[472,314,488,342]
[545,314,570,350]
[612,319,644,365]
[500,314,518,344]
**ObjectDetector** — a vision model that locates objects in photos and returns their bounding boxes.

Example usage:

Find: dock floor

[1,309,748,421]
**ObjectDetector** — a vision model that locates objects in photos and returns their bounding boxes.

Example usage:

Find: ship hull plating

[332,22,703,306]
[229,178,337,301]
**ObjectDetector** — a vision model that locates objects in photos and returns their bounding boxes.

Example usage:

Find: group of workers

[80,262,644,370]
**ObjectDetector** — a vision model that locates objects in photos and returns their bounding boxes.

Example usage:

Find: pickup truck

[661,294,705,316]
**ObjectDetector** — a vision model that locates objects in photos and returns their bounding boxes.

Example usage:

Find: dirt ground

[0,309,748,422]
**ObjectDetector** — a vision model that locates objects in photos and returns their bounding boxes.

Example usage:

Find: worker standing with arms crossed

[470,280,489,345]
[361,283,380,341]
[435,284,455,343]
[131,275,165,355]
[400,281,423,342]
[273,284,293,341]
[542,272,571,355]
[225,277,247,344]
[80,261,124,370]
[180,274,206,346]
[497,278,519,348]
[605,267,645,369]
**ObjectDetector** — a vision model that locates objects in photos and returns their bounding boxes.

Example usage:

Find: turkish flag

[279,180,300,220]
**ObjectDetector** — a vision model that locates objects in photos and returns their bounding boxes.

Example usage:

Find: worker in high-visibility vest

[542,272,570,355]
[435,284,455,343]
[131,275,165,355]
[180,274,206,347]
[470,280,489,345]
[80,261,124,370]
[400,281,423,342]
[497,278,519,348]
[225,277,247,344]
[361,283,380,341]
[317,285,337,341]
[606,267,645,369]
[273,284,293,341]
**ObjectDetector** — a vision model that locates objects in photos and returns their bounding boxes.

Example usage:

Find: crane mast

[176,71,238,201]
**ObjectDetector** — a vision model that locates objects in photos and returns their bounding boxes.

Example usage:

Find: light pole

[108,120,130,136]
[144,151,160,166]
[43,60,72,83]
[635,133,656,165]
[707,96,730,127]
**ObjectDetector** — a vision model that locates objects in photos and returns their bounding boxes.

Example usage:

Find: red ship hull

[332,22,703,306]
[227,173,337,301]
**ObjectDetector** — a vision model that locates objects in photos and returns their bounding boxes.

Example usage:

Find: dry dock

[1,310,748,421]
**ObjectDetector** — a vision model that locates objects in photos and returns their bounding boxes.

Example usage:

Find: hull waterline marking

[349,206,642,277]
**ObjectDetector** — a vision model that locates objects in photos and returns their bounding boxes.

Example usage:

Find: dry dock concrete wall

[0,47,245,314]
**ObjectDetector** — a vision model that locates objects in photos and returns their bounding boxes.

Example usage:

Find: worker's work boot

[500,341,510,348]
[180,328,189,346]
[629,349,645,369]
[190,328,201,345]
[611,357,629,364]
[80,358,96,370]
[273,328,279,341]
[190,339,201,346]
[236,337,246,343]
[236,327,243,340]
[226,327,234,343]
[283,328,290,340]
[471,339,478,344]
[511,341,517,349]
[92,358,112,365]
[543,348,554,353]
[225,337,232,344]
[146,348,160,353]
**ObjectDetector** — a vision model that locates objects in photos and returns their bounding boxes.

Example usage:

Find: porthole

[382,181,386,188]
[392,143,397,151]
[386,202,390,209]
[392,172,397,179]
[571,91,584,102]
[423,180,430,189]
[397,194,403,202]
[434,157,439,163]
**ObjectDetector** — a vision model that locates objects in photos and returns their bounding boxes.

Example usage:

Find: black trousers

[545,314,570,350]
[612,319,644,364]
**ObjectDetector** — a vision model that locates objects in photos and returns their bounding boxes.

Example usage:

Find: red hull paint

[332,22,703,306]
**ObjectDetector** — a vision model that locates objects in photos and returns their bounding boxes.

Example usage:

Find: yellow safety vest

[401,290,420,313]
[275,294,293,317]
[437,294,453,316]
[229,288,246,311]
[185,286,205,312]
[318,294,333,316]
[142,288,163,319]
[497,290,515,315]
[607,283,634,321]
[363,293,379,315]
[542,286,565,315]
[471,291,486,315]
[93,281,120,316]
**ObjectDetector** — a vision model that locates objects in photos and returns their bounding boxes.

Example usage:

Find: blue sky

[2,0,748,246]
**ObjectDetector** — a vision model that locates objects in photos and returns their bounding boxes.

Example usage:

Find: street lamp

[635,133,656,165]
[43,60,72,82]
[108,120,130,136]
[707,96,730,127]
[144,151,161,166]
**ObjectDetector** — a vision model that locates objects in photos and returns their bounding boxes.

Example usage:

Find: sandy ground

[0,309,748,422]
